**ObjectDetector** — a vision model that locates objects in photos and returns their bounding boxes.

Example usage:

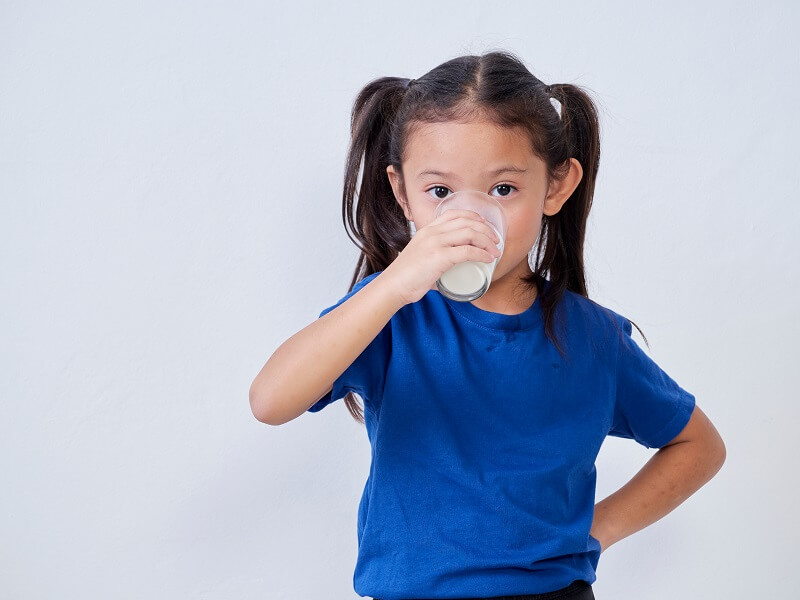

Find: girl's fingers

[430,216,501,245]
[436,227,502,257]
[445,243,498,264]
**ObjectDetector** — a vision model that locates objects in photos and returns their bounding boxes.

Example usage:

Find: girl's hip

[373,578,595,600]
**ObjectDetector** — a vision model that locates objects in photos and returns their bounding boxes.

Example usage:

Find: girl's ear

[543,158,583,216]
[386,165,414,221]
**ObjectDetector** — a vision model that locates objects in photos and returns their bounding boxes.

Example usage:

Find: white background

[2,1,797,598]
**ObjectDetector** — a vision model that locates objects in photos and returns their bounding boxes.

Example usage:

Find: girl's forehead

[404,120,539,176]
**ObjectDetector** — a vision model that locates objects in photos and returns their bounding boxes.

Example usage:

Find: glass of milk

[433,190,507,302]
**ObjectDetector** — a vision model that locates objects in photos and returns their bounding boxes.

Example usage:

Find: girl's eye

[426,186,451,200]
[490,184,517,197]
[424,184,518,200]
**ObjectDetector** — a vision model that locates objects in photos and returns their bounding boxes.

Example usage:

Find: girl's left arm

[590,404,726,553]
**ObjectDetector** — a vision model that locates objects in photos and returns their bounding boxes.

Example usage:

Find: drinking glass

[432,190,507,301]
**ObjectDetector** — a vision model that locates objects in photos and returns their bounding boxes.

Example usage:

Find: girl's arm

[591,404,726,553]
[249,271,406,425]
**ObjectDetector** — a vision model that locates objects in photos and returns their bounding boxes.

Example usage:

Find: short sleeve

[608,318,696,449]
[306,271,392,413]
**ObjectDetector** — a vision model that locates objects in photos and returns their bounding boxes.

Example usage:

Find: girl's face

[387,118,582,290]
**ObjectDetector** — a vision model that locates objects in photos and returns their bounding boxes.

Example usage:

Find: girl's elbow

[249,379,276,424]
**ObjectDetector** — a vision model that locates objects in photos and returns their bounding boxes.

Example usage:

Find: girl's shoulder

[558,287,632,347]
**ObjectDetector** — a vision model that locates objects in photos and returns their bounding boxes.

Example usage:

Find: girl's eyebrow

[417,165,528,180]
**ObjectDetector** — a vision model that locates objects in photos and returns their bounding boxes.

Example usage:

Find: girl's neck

[468,260,538,316]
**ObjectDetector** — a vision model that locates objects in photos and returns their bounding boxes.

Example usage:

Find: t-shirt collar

[440,277,550,331]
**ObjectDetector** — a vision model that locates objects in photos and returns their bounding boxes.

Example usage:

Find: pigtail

[338,77,411,424]
[538,83,648,352]
[542,84,600,299]
[342,77,412,293]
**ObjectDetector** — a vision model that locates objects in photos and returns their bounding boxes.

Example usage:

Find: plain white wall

[2,1,797,598]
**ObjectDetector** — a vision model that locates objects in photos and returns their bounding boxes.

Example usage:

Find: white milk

[438,260,494,296]
[436,224,503,300]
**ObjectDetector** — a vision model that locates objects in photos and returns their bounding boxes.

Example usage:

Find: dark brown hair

[334,50,645,424]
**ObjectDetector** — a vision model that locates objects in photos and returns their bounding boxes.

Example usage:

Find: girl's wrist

[591,502,620,553]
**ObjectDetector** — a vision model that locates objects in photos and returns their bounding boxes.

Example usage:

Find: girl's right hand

[382,209,502,306]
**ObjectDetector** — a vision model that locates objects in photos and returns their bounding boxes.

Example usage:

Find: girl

[250,50,726,600]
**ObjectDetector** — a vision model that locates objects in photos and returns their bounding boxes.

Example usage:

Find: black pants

[373,578,595,600]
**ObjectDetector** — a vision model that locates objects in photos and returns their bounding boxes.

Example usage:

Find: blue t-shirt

[308,270,696,599]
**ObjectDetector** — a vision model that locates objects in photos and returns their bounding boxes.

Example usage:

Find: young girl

[250,50,726,600]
